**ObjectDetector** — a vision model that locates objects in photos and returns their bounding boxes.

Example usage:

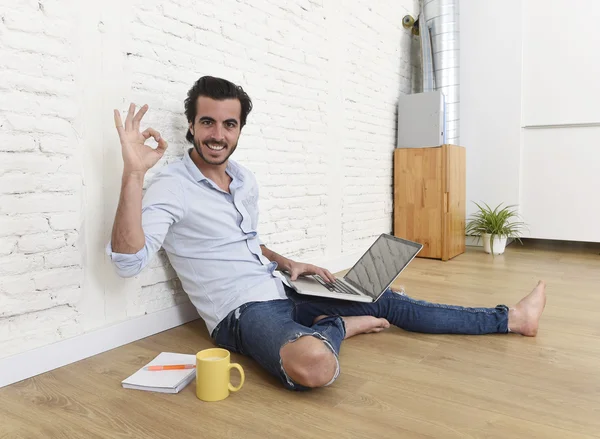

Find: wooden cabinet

[393,144,466,261]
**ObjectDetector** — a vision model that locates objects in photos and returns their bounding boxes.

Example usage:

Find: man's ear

[189,123,194,136]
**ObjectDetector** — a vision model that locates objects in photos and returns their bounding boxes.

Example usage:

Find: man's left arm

[260,245,336,283]
[259,245,293,272]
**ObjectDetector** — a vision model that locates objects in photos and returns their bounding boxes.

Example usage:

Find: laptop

[284,234,423,303]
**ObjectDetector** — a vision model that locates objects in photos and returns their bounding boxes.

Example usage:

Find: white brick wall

[0,0,416,359]
[0,0,83,357]
[340,0,416,254]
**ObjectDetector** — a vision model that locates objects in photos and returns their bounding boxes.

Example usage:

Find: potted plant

[465,202,527,255]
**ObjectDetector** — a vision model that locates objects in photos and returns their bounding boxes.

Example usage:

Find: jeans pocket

[213,312,240,353]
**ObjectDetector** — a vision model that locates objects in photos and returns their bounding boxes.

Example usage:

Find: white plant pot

[482,234,507,255]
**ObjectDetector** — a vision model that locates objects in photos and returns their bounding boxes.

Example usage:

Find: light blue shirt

[106,149,288,335]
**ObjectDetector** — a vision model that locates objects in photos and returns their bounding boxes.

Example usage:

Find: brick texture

[0,0,416,358]
[0,0,83,356]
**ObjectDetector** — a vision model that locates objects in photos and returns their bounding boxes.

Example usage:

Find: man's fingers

[311,266,335,283]
[141,128,168,153]
[141,128,161,142]
[314,268,329,283]
[323,269,336,283]
[289,266,300,281]
[156,136,168,154]
[132,104,148,131]
[114,110,124,134]
[125,102,135,131]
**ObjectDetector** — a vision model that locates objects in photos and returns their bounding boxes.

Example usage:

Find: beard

[193,138,238,166]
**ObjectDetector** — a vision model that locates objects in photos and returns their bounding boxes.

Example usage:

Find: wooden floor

[2,239,600,438]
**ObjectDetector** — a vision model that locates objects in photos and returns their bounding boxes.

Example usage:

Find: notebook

[121,352,197,394]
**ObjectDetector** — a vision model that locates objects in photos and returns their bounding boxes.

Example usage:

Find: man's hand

[114,103,168,176]
[288,261,336,284]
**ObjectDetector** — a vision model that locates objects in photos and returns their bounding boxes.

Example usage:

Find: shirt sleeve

[106,174,186,278]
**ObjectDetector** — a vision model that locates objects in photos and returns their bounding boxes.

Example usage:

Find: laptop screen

[344,234,422,299]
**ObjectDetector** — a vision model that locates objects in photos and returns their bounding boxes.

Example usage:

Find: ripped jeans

[210,286,509,390]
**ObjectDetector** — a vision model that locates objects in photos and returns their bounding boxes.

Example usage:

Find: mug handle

[228,363,245,392]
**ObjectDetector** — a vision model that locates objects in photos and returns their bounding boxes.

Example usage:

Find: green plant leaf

[465,202,528,255]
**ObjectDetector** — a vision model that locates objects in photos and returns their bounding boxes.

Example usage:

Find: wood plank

[336,380,596,439]
[394,147,444,258]
[443,144,466,260]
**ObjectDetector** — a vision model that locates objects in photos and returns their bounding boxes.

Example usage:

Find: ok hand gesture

[114,103,168,176]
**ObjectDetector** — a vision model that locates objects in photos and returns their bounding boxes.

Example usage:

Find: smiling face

[189,96,242,166]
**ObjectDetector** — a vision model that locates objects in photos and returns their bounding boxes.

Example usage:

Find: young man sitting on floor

[107,76,547,390]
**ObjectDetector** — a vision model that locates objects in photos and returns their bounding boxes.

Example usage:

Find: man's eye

[226,123,236,128]
[201,120,212,125]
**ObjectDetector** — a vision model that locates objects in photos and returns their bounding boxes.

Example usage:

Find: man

[107,76,546,391]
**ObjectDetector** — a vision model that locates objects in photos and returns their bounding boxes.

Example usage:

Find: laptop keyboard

[314,276,361,296]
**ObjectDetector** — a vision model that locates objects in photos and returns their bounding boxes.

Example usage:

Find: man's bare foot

[391,285,406,295]
[508,280,547,336]
[313,315,390,339]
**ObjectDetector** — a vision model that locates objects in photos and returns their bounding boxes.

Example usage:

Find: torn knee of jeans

[279,332,340,390]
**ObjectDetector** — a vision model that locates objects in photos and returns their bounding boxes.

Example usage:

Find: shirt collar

[183,148,245,185]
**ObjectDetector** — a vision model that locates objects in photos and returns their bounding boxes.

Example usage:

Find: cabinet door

[442,145,466,260]
[394,148,444,258]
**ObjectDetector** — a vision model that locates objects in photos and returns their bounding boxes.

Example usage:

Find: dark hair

[184,76,253,143]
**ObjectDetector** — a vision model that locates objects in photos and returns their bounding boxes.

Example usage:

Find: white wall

[460,0,523,218]
[521,0,600,126]
[520,0,600,242]
[0,0,417,362]
[1,0,84,354]
[461,0,600,243]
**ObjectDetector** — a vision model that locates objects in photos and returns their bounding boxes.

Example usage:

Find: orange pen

[144,364,196,371]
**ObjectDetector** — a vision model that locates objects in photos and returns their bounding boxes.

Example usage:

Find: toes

[372,321,390,332]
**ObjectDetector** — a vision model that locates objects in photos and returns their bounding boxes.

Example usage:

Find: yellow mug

[196,348,245,402]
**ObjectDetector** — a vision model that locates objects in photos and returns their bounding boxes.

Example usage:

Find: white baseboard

[0,253,363,389]
[466,236,515,247]
[0,301,199,388]
[466,236,483,247]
